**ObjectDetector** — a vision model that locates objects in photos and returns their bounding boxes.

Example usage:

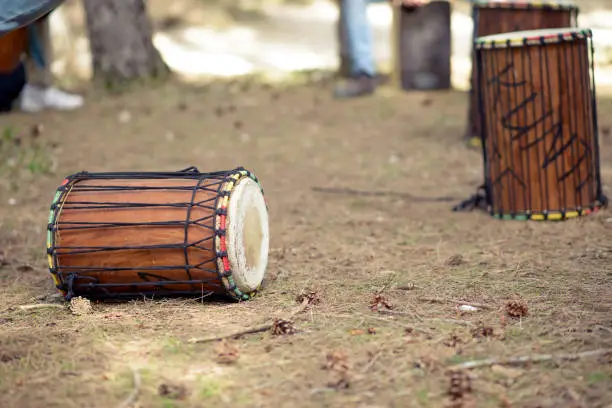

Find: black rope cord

[48,167,247,300]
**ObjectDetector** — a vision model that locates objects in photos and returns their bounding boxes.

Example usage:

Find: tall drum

[47,167,270,301]
[470,28,606,220]
[465,0,579,146]
[0,27,27,73]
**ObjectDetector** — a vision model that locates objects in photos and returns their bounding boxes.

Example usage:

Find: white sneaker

[19,84,46,113]
[19,84,84,113]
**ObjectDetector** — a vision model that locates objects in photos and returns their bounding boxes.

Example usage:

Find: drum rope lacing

[46,166,265,301]
[455,29,608,220]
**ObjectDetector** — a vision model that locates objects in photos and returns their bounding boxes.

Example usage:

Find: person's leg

[344,0,376,77]
[334,0,378,98]
[24,15,53,88]
[20,14,84,112]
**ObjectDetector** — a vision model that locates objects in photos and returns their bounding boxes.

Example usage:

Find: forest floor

[1,0,612,407]
[1,72,611,407]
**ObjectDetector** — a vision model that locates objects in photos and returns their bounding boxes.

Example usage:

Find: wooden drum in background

[391,0,452,90]
[465,0,579,145]
[47,167,270,301]
[474,28,607,220]
[0,27,28,73]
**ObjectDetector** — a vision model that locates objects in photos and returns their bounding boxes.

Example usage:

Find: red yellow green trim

[47,177,73,299]
[475,27,591,49]
[472,0,578,11]
[214,168,266,301]
[490,201,606,221]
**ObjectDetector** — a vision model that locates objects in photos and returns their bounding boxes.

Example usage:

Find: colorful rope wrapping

[475,27,592,49]
[471,0,578,11]
[214,168,266,301]
[489,199,607,221]
[46,166,267,301]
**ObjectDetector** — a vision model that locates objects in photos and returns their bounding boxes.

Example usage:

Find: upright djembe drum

[0,27,27,73]
[463,28,606,220]
[465,0,579,146]
[47,167,270,301]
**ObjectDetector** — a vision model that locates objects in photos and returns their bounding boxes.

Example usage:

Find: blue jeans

[341,0,385,76]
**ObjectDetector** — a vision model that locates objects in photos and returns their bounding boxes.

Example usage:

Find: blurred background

[42,0,612,91]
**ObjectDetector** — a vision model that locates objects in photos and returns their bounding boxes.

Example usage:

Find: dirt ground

[0,69,611,408]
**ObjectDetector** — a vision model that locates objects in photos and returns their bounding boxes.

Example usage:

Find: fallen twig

[427,318,475,327]
[377,309,424,321]
[448,348,612,371]
[189,325,272,344]
[361,352,382,374]
[117,367,141,408]
[418,297,493,310]
[595,325,612,334]
[394,284,417,291]
[189,300,310,344]
[311,186,458,202]
[19,304,65,311]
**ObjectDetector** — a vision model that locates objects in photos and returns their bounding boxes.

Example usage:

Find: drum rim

[215,169,269,300]
[472,0,578,10]
[474,27,591,49]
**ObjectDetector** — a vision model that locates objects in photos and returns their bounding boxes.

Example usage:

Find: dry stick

[428,318,475,327]
[189,299,310,344]
[18,304,65,311]
[117,367,141,408]
[595,325,612,334]
[189,325,272,344]
[377,309,424,321]
[394,284,417,291]
[361,352,382,374]
[448,348,612,371]
[417,297,493,310]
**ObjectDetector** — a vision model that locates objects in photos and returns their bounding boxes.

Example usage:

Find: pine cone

[505,300,528,318]
[324,351,351,389]
[215,340,239,364]
[296,290,321,306]
[471,322,494,339]
[447,370,472,400]
[272,319,296,335]
[370,294,393,311]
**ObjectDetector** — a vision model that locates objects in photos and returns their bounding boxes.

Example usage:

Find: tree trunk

[82,0,169,87]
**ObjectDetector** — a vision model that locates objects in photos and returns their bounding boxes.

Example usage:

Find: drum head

[472,0,578,10]
[475,27,591,49]
[225,176,269,294]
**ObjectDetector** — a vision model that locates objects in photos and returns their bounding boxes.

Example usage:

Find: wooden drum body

[392,1,452,90]
[47,167,270,301]
[474,28,606,220]
[465,0,579,143]
[0,28,28,73]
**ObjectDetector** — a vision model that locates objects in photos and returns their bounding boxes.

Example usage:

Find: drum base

[453,189,608,221]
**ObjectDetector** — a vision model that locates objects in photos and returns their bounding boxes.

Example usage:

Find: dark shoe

[333,73,377,99]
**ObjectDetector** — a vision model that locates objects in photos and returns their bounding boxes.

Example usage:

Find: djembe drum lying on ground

[47,167,269,301]
[454,27,607,220]
[464,0,579,147]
